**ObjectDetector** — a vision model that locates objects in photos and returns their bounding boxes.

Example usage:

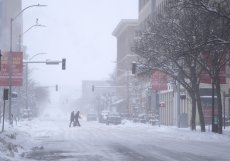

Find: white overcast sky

[22,0,138,96]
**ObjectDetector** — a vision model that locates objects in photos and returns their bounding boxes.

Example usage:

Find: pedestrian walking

[74,111,81,127]
[69,111,75,127]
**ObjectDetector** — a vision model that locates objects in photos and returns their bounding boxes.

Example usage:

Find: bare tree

[133,0,230,132]
[180,0,230,134]
[133,4,205,131]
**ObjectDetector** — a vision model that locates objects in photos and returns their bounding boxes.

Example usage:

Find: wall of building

[138,0,154,25]
[113,20,138,114]
[0,0,22,50]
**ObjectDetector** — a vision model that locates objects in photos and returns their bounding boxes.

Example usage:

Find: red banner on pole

[151,69,168,91]
[0,51,23,86]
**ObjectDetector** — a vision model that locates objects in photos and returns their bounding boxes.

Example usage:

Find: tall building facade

[113,19,138,115]
[112,1,162,116]
[0,0,22,51]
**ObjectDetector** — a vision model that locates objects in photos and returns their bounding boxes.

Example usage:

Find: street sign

[46,60,59,65]
[151,69,168,91]
[0,51,23,86]
[159,102,165,107]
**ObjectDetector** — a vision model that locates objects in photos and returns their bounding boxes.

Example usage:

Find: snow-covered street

[1,110,230,161]
[1,1,230,161]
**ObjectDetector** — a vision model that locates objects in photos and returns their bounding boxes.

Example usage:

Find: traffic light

[132,62,136,74]
[92,85,94,92]
[56,84,58,91]
[62,58,66,70]
[3,88,8,100]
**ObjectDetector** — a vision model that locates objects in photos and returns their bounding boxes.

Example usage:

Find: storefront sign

[0,51,23,86]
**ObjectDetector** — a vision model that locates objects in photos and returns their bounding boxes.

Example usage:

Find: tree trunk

[195,84,206,132]
[189,92,196,131]
[215,76,223,134]
[189,66,197,131]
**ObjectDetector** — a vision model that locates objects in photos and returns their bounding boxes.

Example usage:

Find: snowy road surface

[11,117,230,161]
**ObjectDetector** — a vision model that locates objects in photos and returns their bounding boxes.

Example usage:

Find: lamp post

[18,18,46,51]
[9,3,47,124]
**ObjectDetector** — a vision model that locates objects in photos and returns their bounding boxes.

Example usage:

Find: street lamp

[9,3,47,124]
[18,18,46,51]
[10,4,47,51]
[29,53,48,61]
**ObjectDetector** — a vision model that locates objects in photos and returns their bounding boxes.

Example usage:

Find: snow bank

[0,121,44,161]
[0,126,28,160]
[120,120,230,143]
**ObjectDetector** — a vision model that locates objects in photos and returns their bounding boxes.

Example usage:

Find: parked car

[138,113,148,123]
[87,113,97,121]
[99,110,109,123]
[120,113,130,120]
[148,113,159,125]
[133,116,139,123]
[106,113,122,125]
[132,113,148,123]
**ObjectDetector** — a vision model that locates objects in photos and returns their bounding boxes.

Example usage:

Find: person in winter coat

[74,111,81,127]
[69,111,75,127]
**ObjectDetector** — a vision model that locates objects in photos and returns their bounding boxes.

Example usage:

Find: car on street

[148,113,159,125]
[120,113,130,120]
[132,113,148,123]
[138,113,148,123]
[87,113,97,121]
[106,113,122,125]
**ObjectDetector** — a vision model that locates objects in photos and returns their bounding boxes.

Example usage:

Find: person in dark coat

[69,111,75,127]
[74,111,81,127]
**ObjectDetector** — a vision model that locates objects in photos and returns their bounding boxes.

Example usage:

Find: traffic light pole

[23,59,65,118]
[24,59,66,69]
[26,63,28,113]
[2,88,8,132]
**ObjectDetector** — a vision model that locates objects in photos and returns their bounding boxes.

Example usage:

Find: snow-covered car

[87,113,97,121]
[133,117,139,123]
[148,113,159,125]
[106,113,122,125]
[138,113,148,123]
[120,113,129,119]
[132,113,148,123]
